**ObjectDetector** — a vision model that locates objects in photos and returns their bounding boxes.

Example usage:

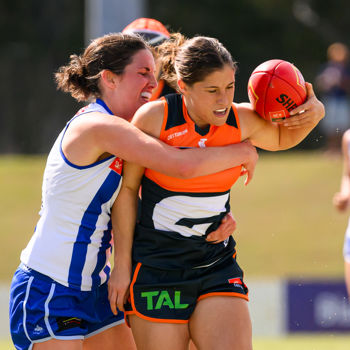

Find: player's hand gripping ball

[247,59,307,122]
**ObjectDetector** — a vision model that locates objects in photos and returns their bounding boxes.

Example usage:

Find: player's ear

[177,79,187,94]
[100,70,118,89]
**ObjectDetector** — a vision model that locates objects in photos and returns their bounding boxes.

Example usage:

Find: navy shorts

[125,253,248,324]
[9,264,124,350]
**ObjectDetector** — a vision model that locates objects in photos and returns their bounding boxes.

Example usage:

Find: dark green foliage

[1,0,350,152]
[0,0,84,153]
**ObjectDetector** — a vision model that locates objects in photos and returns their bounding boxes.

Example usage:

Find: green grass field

[0,151,347,282]
[0,155,46,281]
[1,152,350,348]
[230,150,346,279]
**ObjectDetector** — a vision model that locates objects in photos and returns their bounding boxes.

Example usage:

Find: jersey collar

[96,99,114,115]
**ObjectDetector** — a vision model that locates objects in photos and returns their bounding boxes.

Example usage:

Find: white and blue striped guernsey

[21,99,123,291]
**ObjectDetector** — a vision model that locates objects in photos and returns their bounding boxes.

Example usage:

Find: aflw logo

[109,157,123,175]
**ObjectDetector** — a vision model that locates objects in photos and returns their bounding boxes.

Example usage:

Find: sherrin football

[247,59,307,122]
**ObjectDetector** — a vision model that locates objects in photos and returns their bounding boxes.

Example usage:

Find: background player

[122,17,176,100]
[333,129,350,296]
[315,42,350,155]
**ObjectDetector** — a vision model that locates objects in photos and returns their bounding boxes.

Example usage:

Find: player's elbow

[171,158,197,179]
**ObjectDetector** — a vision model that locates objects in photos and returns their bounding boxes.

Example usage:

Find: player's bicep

[239,103,280,150]
[91,111,166,168]
[131,99,165,138]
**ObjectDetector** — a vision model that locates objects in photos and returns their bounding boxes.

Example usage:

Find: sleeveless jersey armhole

[159,97,169,141]
[232,103,242,141]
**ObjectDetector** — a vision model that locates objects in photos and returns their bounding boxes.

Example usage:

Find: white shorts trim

[23,276,34,343]
[85,318,125,339]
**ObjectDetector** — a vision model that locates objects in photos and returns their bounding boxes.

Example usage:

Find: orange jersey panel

[145,94,242,193]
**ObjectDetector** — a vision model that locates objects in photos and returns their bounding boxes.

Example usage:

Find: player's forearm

[340,175,350,197]
[177,141,257,178]
[112,187,138,266]
[129,138,256,179]
[276,123,317,150]
[99,117,256,178]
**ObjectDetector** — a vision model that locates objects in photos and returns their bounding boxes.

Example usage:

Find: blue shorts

[9,264,124,350]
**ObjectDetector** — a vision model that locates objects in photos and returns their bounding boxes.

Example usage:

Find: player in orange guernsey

[109,34,325,350]
[124,20,234,350]
[123,19,237,248]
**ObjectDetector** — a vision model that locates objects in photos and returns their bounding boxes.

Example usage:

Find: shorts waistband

[19,263,56,283]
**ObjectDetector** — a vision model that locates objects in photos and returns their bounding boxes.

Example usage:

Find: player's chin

[138,98,149,107]
[140,95,151,104]
[213,118,228,127]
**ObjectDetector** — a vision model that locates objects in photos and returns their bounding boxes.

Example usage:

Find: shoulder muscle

[131,100,165,137]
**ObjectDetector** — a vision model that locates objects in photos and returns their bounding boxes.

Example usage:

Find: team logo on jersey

[109,157,123,175]
[153,193,229,237]
[198,138,207,148]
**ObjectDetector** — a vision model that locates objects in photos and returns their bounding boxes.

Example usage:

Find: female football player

[9,32,259,350]
[110,33,325,350]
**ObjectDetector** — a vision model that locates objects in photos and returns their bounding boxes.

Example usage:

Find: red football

[247,59,307,122]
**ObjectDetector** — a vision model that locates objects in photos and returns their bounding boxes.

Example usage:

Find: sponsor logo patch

[56,317,84,332]
[33,325,44,334]
[228,277,244,289]
[141,290,189,310]
[270,110,286,121]
[167,128,188,141]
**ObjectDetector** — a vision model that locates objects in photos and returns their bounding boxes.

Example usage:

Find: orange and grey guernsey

[145,94,242,191]
[149,79,176,101]
[133,93,242,270]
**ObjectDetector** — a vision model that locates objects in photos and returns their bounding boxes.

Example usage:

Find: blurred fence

[2,278,349,340]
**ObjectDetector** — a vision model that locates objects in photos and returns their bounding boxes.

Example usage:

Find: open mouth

[140,91,152,101]
[213,108,228,117]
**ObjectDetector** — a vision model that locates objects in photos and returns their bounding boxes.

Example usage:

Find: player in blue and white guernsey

[333,129,350,298]
[9,33,260,350]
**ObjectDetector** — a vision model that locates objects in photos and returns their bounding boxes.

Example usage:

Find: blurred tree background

[1,0,349,153]
[0,1,85,153]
